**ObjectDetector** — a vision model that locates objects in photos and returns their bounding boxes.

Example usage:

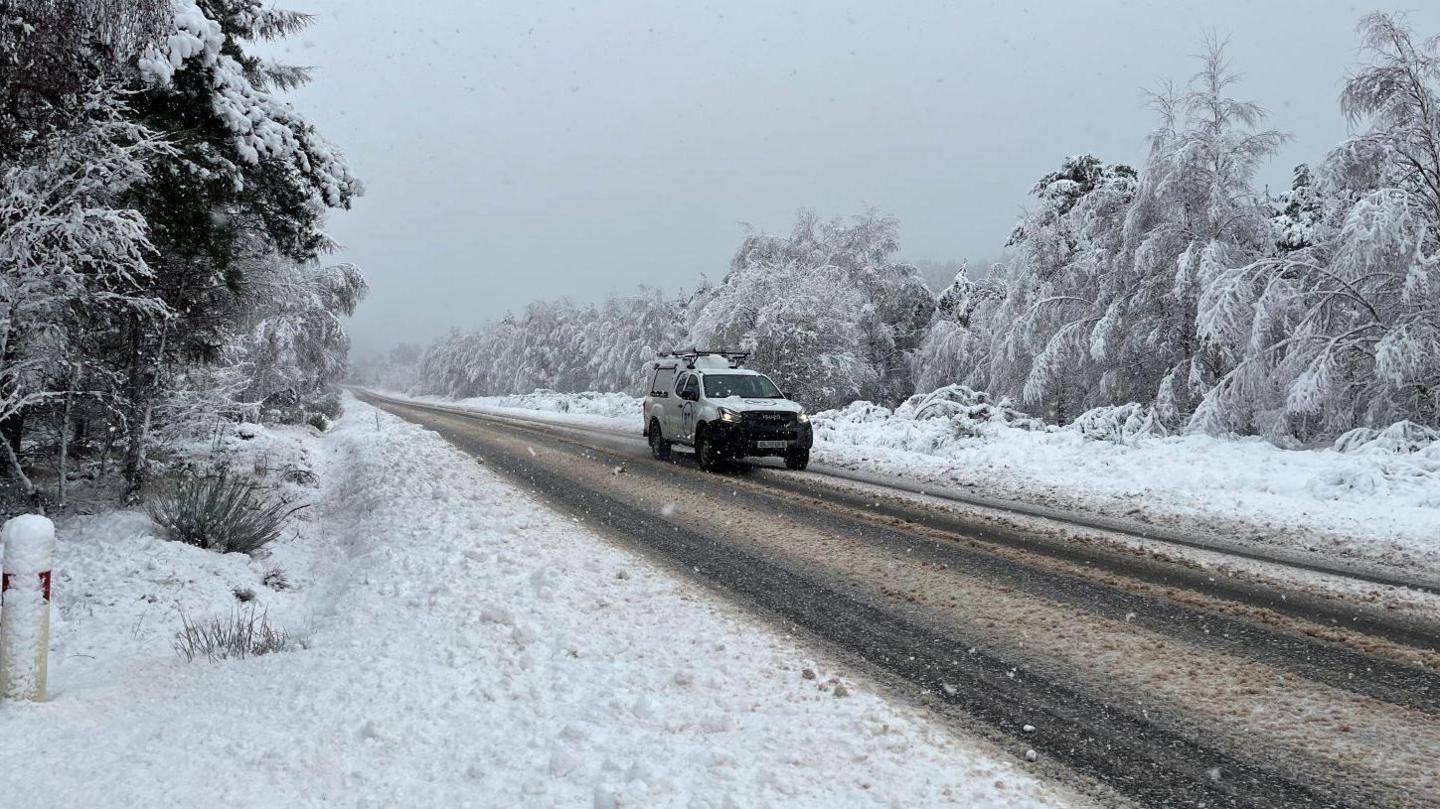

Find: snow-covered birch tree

[1192,13,1440,441]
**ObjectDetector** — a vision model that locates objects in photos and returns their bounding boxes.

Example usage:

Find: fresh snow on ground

[383,389,1440,580]
[0,397,1083,809]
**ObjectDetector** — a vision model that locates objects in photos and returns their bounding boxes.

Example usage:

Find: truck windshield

[703,374,783,399]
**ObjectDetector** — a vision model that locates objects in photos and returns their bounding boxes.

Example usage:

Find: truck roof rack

[656,348,750,369]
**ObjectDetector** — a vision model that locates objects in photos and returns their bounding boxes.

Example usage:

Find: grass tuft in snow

[261,567,291,591]
[147,472,304,554]
[173,607,291,663]
[308,393,343,421]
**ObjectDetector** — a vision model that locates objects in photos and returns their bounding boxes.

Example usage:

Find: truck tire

[695,429,722,471]
[648,419,671,460]
[784,448,810,471]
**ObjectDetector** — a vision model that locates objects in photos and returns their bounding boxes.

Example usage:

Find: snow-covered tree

[1193,13,1440,440]
[688,211,933,409]
[588,289,688,393]
[0,91,171,498]
[1104,42,1287,429]
[942,154,1137,421]
[912,259,1006,394]
[1270,164,1327,252]
[0,0,364,504]
[232,260,368,404]
[411,288,688,398]
[110,0,363,490]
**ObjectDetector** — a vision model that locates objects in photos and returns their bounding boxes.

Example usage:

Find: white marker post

[1,514,56,702]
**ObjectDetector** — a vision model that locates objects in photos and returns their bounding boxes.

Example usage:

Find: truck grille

[743,411,796,426]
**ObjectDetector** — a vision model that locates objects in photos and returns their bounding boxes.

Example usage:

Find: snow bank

[0,398,1081,808]
[812,400,1440,574]
[457,388,641,420]
[398,388,643,434]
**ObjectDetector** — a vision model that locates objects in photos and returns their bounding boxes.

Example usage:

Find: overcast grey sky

[271,1,1440,355]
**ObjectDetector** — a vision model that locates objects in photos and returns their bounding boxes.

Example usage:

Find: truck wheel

[784,448,810,471]
[695,430,722,471]
[649,419,671,460]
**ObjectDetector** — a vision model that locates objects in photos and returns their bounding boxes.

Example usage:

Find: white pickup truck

[642,351,812,471]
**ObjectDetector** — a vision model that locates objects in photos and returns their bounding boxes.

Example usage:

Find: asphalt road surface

[357,391,1440,809]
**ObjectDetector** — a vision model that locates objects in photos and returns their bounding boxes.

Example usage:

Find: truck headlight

[718,408,741,423]
[796,412,810,423]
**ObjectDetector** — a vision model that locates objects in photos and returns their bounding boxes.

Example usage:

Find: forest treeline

[368,15,1440,447]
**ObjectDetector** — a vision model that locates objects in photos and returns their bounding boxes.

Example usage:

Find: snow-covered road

[358,392,1440,809]
[391,389,1440,589]
[0,398,1087,809]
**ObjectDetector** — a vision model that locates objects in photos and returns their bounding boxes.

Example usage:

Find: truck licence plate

[756,440,787,450]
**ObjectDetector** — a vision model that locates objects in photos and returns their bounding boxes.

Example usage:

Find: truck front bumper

[706,419,812,457]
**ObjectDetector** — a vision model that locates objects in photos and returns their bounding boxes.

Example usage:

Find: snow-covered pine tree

[0,0,364,503]
[0,2,173,501]
[114,0,362,490]
[0,92,172,500]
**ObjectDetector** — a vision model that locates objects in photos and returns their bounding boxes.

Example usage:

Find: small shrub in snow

[1334,421,1440,455]
[1071,403,1168,443]
[897,385,1044,436]
[147,473,304,554]
[1307,466,1388,500]
[305,412,330,432]
[262,567,291,591]
[173,607,291,663]
[282,467,318,486]
[816,401,894,424]
[308,393,343,421]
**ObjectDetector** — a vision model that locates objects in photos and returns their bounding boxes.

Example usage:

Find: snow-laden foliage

[811,387,1044,457]
[894,385,1041,430]
[0,0,362,507]
[688,211,933,410]
[233,261,368,404]
[0,89,172,497]
[1069,403,1168,444]
[915,156,1138,414]
[415,288,687,399]
[908,259,1004,395]
[134,0,360,262]
[412,212,933,411]
[910,27,1440,446]
[1334,421,1440,455]
[1183,14,1440,442]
